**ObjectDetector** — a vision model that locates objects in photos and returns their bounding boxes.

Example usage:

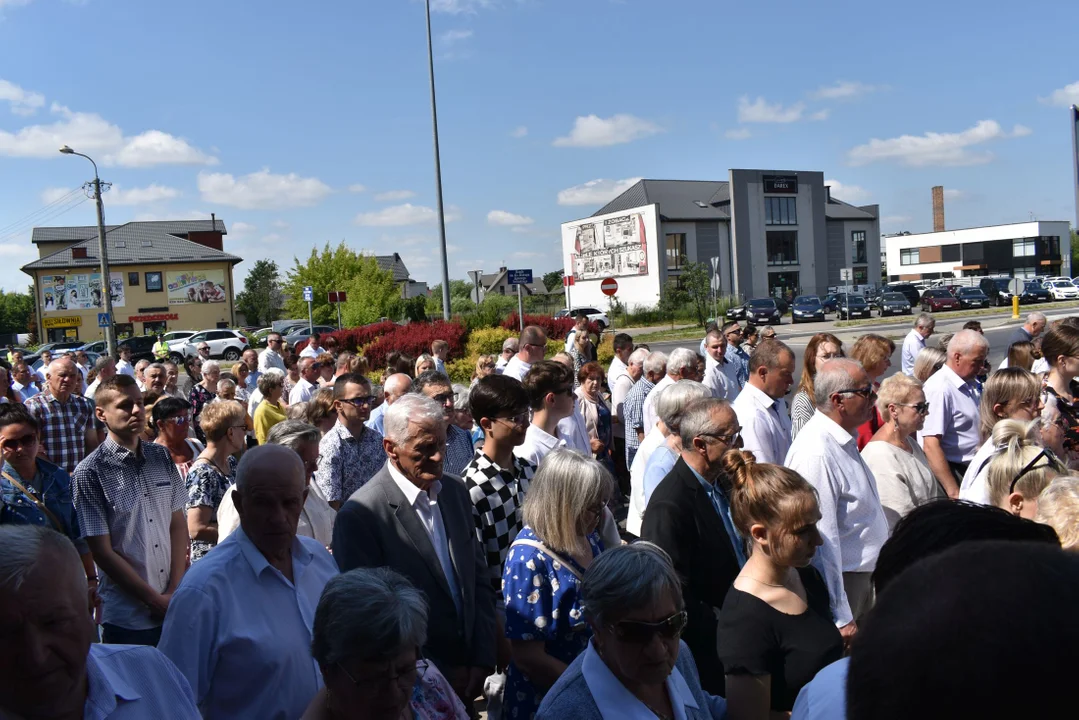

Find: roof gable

[375,253,411,283]
[593,179,731,220]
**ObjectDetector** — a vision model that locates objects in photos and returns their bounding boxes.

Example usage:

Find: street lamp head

[59,146,74,154]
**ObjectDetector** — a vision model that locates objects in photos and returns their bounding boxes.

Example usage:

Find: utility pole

[425,0,452,321]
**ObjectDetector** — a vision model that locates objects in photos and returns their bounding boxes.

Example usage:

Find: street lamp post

[59,145,116,358]
[424,0,452,321]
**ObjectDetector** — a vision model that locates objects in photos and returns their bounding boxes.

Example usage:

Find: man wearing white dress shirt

[784,359,888,643]
[641,348,702,435]
[114,345,135,378]
[919,329,988,499]
[501,325,547,382]
[299,333,326,359]
[732,339,795,465]
[495,337,518,373]
[159,445,339,720]
[258,333,287,374]
[702,326,740,401]
[515,360,575,466]
[288,356,320,405]
[901,313,935,375]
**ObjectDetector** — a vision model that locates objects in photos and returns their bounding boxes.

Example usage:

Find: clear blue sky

[0,0,1076,294]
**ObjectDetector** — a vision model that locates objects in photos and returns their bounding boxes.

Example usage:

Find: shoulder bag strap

[1,470,63,531]
[511,538,584,581]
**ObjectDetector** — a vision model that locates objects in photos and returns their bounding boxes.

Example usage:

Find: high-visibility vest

[153,341,170,359]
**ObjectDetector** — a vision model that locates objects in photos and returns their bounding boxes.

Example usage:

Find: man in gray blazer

[332,393,496,710]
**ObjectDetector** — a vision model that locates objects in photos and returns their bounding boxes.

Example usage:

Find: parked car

[878,292,912,317]
[1020,281,1051,304]
[979,277,1015,306]
[791,295,825,323]
[162,330,196,345]
[114,335,158,362]
[77,340,106,354]
[1045,280,1079,300]
[955,287,991,309]
[173,329,249,362]
[743,298,782,325]
[283,325,339,348]
[32,351,100,374]
[835,294,871,320]
[820,294,839,313]
[556,307,610,331]
[921,288,961,313]
[725,302,748,320]
[36,341,85,354]
[884,283,922,309]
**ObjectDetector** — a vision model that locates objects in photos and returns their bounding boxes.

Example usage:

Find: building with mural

[23,218,241,343]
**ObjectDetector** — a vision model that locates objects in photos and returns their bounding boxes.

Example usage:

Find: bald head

[383,373,412,403]
[235,444,304,493]
[45,358,80,400]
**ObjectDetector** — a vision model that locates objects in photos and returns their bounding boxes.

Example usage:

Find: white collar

[526,423,562,450]
[740,381,776,410]
[581,640,698,720]
[813,410,857,447]
[940,363,976,391]
[387,460,441,506]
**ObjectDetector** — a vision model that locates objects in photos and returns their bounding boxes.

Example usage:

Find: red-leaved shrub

[324,321,400,353]
[363,320,466,371]
[500,314,597,340]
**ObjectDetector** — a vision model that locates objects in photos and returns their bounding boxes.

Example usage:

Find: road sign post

[97,312,111,328]
[303,285,314,334]
[508,270,533,332]
[328,291,346,330]
[839,268,852,318]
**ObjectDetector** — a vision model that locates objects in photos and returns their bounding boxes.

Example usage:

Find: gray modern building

[561,169,881,308]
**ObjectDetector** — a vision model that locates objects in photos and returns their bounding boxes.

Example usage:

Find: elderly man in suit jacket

[333,392,497,711]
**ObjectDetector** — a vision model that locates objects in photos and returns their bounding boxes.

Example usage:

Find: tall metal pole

[425,0,451,321]
[517,283,524,332]
[91,174,117,359]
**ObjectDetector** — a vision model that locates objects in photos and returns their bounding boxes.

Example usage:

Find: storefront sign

[763,174,798,194]
[129,313,179,322]
[43,316,82,329]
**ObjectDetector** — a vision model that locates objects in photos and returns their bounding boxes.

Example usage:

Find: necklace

[641,701,673,720]
[745,574,787,588]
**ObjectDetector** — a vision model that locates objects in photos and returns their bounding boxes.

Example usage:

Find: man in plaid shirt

[623,351,667,469]
[25,357,101,474]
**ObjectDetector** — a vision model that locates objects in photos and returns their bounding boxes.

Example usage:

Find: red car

[920,288,961,312]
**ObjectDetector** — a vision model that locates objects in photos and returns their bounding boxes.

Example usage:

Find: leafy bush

[544,338,565,359]
[597,334,614,366]
[446,357,475,385]
[501,313,596,340]
[363,320,467,371]
[326,321,400,353]
[465,327,515,357]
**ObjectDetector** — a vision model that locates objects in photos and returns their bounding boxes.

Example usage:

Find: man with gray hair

[624,351,667,468]
[0,525,200,719]
[333,393,496,711]
[495,336,519,373]
[731,339,795,465]
[26,357,100,473]
[143,362,167,395]
[365,371,412,437]
[502,325,548,382]
[784,359,888,643]
[85,354,116,401]
[920,329,989,498]
[133,359,150,392]
[642,347,702,433]
[1009,311,1047,347]
[902,313,936,375]
[158,445,339,719]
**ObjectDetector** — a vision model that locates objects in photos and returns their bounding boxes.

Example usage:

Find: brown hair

[1006,341,1036,372]
[577,361,604,384]
[199,400,247,443]
[306,387,338,428]
[721,448,818,555]
[850,334,896,375]
[748,338,793,373]
[795,333,843,405]
[978,367,1040,441]
[1040,325,1079,370]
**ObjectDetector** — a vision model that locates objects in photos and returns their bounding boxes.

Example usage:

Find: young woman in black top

[716,449,843,719]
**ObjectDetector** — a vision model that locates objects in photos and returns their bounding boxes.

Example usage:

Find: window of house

[766,231,798,265]
[666,233,687,270]
[853,267,868,284]
[1013,238,1036,257]
[145,272,163,292]
[901,249,920,265]
[942,244,961,262]
[764,197,797,226]
[1048,236,1061,255]
[127,272,139,286]
[852,231,867,264]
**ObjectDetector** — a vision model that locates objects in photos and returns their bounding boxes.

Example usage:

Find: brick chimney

[187,213,224,251]
[932,186,945,232]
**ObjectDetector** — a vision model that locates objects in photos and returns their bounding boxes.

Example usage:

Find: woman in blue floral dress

[185,400,247,561]
[502,449,614,720]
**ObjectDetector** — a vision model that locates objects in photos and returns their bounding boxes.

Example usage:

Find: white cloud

[511,126,528,138]
[737,96,805,123]
[1040,81,1079,107]
[553,114,662,148]
[512,251,544,259]
[197,169,332,209]
[272,219,290,229]
[0,79,44,116]
[347,184,367,193]
[109,130,217,167]
[430,0,496,13]
[809,109,830,121]
[374,189,416,202]
[848,120,1031,167]
[354,203,461,227]
[824,179,871,204]
[487,210,534,226]
[557,177,642,206]
[943,188,964,201]
[724,128,752,140]
[107,184,181,206]
[230,221,257,237]
[811,81,878,100]
[39,186,76,204]
[130,209,208,222]
[440,29,473,45]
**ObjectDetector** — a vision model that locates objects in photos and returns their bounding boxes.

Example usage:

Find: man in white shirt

[84,355,115,401]
[606,333,633,391]
[920,329,988,498]
[288,356,319,405]
[365,372,412,436]
[73,349,91,390]
[431,339,449,375]
[133,359,149,392]
[515,360,575,466]
[901,313,935,375]
[612,348,647,489]
[11,362,40,402]
[258,333,287,374]
[31,350,51,385]
[642,348,702,434]
[732,339,795,465]
[502,325,548,382]
[563,314,589,354]
[784,358,888,642]
[702,326,740,400]
[299,333,325,359]
[114,345,135,378]
[494,338,518,373]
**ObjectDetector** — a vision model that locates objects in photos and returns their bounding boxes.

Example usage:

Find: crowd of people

[2,313,1079,720]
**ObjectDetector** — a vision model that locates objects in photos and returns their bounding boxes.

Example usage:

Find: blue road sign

[508,269,533,285]
[98,313,111,327]
[303,286,314,302]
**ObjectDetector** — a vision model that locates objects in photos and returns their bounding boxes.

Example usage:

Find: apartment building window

[766,231,798,266]
[853,267,868,284]
[1014,267,1037,279]
[852,231,867,264]
[666,233,687,270]
[765,197,797,226]
[1048,235,1061,255]
[1013,238,1036,257]
[900,249,920,266]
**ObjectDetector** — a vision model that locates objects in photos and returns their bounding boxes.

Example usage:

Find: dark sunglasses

[0,433,37,449]
[431,392,458,405]
[1010,447,1061,494]
[612,610,688,644]
[896,402,930,415]
[339,395,376,407]
[837,385,876,399]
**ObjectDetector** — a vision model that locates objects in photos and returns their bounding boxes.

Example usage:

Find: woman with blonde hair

[861,374,943,529]
[959,367,1042,504]
[912,346,947,384]
[790,333,843,440]
[985,419,1066,518]
[1035,477,1079,551]
[850,334,897,450]
[185,399,247,561]
[305,387,338,434]
[414,353,436,377]
[716,449,842,718]
[1000,341,1036,372]
[471,354,496,387]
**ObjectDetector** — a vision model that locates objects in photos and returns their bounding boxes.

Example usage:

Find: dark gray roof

[593,180,731,221]
[825,198,878,220]
[375,253,411,283]
[481,269,548,295]
[31,219,226,245]
[23,219,240,271]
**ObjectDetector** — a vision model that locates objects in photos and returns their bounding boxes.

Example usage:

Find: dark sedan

[921,288,961,312]
[791,295,825,323]
[725,302,748,320]
[1020,281,1051,304]
[955,287,990,309]
[821,294,839,313]
[836,294,871,320]
[878,292,912,317]
[744,298,783,325]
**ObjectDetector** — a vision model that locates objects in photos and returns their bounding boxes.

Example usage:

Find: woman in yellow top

[254,372,288,444]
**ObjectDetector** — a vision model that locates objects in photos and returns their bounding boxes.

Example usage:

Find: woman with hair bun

[716,450,842,720]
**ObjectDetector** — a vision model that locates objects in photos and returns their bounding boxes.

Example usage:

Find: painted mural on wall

[566,212,650,280]
[40,273,125,312]
[167,270,227,305]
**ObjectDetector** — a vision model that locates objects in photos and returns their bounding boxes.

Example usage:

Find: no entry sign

[601,277,618,296]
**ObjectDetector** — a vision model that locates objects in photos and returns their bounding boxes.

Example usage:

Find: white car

[1045,280,1079,300]
[555,307,610,330]
[173,329,250,362]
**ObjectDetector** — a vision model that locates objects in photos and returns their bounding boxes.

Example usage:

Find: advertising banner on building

[40,273,125,312]
[167,269,227,305]
[564,210,652,281]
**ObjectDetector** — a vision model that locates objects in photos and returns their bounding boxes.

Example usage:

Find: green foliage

[341,258,400,327]
[542,270,563,293]
[235,259,283,327]
[679,261,713,327]
[446,357,475,385]
[597,333,614,366]
[0,287,35,336]
[1071,230,1079,275]
[544,338,564,358]
[284,242,398,326]
[465,327,515,357]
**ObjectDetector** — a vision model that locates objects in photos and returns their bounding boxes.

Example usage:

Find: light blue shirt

[724,344,750,387]
[687,463,746,567]
[83,644,200,719]
[434,357,446,375]
[158,527,339,720]
[643,445,678,505]
[791,657,849,720]
[365,400,387,435]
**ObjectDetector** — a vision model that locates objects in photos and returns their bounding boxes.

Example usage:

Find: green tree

[679,261,713,326]
[235,259,283,327]
[284,242,372,325]
[542,270,564,293]
[0,287,35,335]
[340,257,401,326]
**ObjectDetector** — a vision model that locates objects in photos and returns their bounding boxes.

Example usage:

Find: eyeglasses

[268,338,282,344]
[611,611,688,644]
[1010,447,1061,494]
[165,415,190,426]
[725,329,743,336]
[336,656,429,691]
[431,392,457,405]
[837,385,876,399]
[494,411,530,428]
[896,402,930,415]
[701,428,742,445]
[0,433,37,450]
[340,395,376,407]
[583,501,608,518]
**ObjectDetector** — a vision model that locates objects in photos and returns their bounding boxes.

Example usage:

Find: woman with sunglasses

[153,397,202,482]
[790,333,844,440]
[986,418,1067,518]
[959,368,1042,505]
[536,543,727,720]
[861,374,944,530]
[302,567,468,720]
[502,450,614,720]
[185,400,247,562]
